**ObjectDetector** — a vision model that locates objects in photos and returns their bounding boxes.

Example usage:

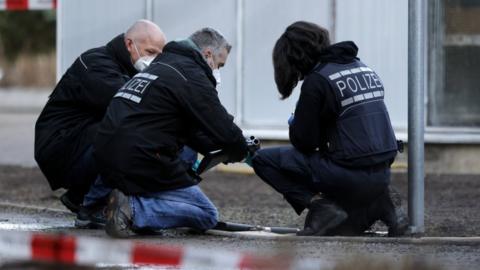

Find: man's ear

[125,38,134,54]
[202,47,213,58]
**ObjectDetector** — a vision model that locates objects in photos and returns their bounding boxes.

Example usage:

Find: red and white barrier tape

[0,0,56,10]
[0,231,329,269]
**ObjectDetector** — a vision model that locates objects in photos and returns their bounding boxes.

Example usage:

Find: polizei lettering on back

[114,73,158,103]
[326,66,384,108]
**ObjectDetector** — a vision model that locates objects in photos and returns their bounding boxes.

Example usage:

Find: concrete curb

[214,161,408,175]
[215,163,254,174]
[206,229,480,246]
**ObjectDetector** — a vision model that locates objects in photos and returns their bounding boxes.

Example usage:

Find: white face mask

[134,56,155,72]
[204,53,222,86]
[133,41,155,72]
[212,69,221,86]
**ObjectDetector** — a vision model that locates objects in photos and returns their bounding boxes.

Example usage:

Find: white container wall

[58,0,409,140]
[335,0,409,133]
[241,0,332,135]
[151,0,238,114]
[57,0,146,76]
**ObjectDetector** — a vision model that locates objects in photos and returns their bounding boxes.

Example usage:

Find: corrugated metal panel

[152,0,238,114]
[58,0,409,139]
[335,0,409,131]
[242,0,332,128]
[58,0,146,76]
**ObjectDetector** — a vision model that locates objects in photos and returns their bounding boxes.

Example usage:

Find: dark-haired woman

[252,21,408,236]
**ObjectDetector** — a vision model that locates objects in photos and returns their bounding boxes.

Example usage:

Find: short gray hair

[189,27,232,54]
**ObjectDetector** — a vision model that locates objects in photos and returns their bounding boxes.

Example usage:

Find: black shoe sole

[105,189,135,238]
[74,218,105,229]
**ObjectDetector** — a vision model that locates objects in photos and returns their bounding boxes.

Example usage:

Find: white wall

[241,0,332,128]
[335,0,409,133]
[152,0,238,115]
[58,0,409,139]
[57,0,146,76]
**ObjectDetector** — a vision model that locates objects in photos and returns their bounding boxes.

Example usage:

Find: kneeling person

[94,28,248,237]
[34,20,166,214]
[253,21,408,237]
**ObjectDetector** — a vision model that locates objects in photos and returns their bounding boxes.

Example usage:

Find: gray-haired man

[92,28,248,237]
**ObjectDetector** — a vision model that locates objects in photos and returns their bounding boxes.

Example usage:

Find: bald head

[124,19,167,65]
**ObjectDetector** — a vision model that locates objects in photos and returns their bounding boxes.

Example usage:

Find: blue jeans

[180,146,198,168]
[84,146,198,206]
[85,179,217,231]
[83,176,110,206]
[83,147,218,231]
[130,185,218,231]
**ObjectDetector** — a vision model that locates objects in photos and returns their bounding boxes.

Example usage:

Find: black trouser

[252,146,390,232]
[63,145,99,205]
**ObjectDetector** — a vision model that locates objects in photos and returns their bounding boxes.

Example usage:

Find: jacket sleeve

[289,74,337,154]
[79,54,131,111]
[179,80,248,162]
[185,128,223,155]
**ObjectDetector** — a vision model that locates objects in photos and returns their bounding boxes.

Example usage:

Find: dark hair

[273,21,330,99]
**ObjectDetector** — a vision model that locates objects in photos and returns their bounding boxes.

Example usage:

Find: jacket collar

[106,34,137,77]
[318,41,359,64]
[163,40,217,87]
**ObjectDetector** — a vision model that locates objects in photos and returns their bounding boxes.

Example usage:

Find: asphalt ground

[0,165,479,269]
[1,106,479,269]
[1,165,478,237]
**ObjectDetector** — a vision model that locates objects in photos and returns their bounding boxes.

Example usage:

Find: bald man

[34,20,166,219]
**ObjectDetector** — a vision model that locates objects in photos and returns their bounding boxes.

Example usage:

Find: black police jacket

[289,41,398,167]
[34,34,137,190]
[94,41,248,195]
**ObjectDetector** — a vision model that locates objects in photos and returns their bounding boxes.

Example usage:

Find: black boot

[370,186,409,237]
[60,192,81,214]
[326,205,372,236]
[75,203,107,229]
[105,189,136,238]
[297,199,348,236]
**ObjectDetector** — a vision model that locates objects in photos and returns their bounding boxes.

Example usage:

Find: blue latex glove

[288,113,295,125]
[191,159,201,172]
[245,152,254,167]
